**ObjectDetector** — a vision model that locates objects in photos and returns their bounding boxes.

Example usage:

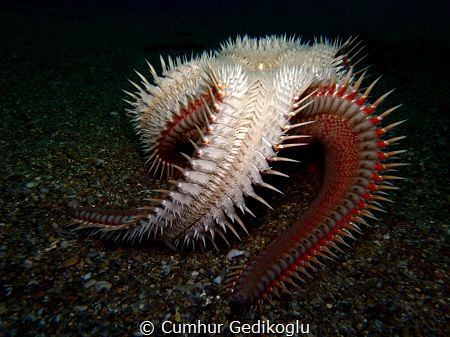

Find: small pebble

[213,275,222,285]
[81,272,92,281]
[60,240,70,249]
[23,259,33,269]
[64,257,78,267]
[74,305,88,312]
[94,281,112,292]
[161,262,172,275]
[227,249,246,259]
[84,279,97,288]
[375,320,384,333]
[377,279,384,288]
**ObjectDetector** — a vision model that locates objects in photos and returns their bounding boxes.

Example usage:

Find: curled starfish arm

[227,73,405,312]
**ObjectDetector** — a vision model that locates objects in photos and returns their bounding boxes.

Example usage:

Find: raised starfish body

[70,36,405,311]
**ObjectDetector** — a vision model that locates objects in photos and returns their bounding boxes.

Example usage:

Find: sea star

[70,36,405,311]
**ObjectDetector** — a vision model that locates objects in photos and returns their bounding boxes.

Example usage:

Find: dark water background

[0,0,449,336]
